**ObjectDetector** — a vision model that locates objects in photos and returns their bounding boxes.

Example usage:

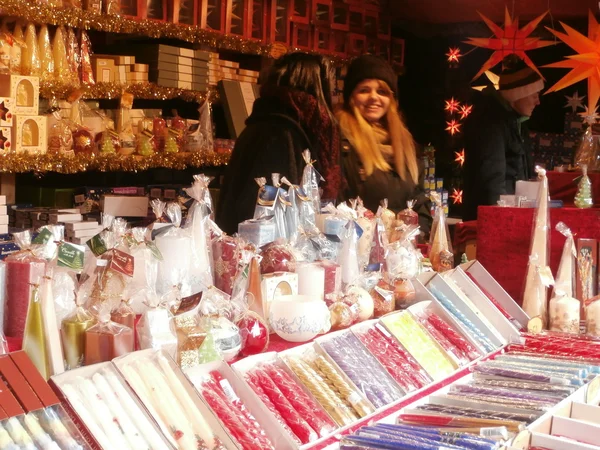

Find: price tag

[32,228,53,245]
[110,249,135,277]
[57,243,85,271]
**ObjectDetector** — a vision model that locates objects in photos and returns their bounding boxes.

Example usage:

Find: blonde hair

[337,80,419,184]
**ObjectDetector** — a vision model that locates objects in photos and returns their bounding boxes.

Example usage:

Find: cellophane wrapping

[319,331,404,408]
[53,363,170,449]
[194,370,275,449]
[125,227,159,315]
[353,323,431,391]
[385,225,421,280]
[61,290,96,370]
[84,305,134,365]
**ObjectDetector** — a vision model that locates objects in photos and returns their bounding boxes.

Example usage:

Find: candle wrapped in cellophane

[84,303,134,365]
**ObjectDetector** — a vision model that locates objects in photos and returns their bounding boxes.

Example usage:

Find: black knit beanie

[498,54,544,102]
[343,54,398,103]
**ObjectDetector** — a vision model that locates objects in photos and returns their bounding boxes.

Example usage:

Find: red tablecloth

[476,206,600,304]
[548,170,600,205]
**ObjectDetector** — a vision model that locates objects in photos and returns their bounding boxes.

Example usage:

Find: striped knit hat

[498,54,544,102]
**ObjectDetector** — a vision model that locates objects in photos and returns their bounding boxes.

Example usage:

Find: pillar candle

[356,216,374,269]
[338,222,360,287]
[37,25,54,80]
[549,296,580,333]
[84,321,134,365]
[296,263,325,300]
[61,306,96,370]
[586,300,600,336]
[155,234,191,296]
[316,260,341,296]
[5,259,46,338]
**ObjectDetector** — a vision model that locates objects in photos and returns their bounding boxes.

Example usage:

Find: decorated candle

[297,263,325,300]
[155,233,192,295]
[5,258,46,338]
[586,299,600,336]
[317,260,342,296]
[61,306,96,370]
[549,296,580,333]
[553,222,576,299]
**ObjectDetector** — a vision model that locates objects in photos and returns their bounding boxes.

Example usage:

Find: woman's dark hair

[261,52,335,115]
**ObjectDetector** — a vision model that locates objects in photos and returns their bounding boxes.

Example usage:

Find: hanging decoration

[578,105,600,126]
[565,91,585,113]
[450,189,463,204]
[446,47,461,63]
[444,97,461,114]
[454,149,465,167]
[459,104,473,119]
[544,11,600,112]
[472,70,500,91]
[465,8,553,81]
[445,120,461,136]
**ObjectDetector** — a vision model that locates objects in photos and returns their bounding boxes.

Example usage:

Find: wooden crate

[249,0,269,41]
[268,0,290,43]
[142,0,167,20]
[290,0,310,24]
[226,0,249,36]
[170,0,199,25]
[312,0,332,27]
[202,0,229,32]
[291,22,311,50]
[348,5,365,34]
[331,0,349,31]
[313,27,332,53]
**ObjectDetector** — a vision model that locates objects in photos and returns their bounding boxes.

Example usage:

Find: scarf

[373,124,394,166]
[259,86,341,201]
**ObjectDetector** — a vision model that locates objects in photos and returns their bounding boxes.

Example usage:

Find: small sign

[32,228,53,245]
[57,243,85,271]
[87,232,108,257]
[110,249,134,277]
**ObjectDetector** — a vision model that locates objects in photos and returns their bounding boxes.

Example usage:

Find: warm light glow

[446,120,462,135]
[459,104,473,119]
[444,97,461,114]
[446,47,462,63]
[454,149,465,167]
[451,188,463,204]
[544,12,600,111]
[465,7,553,81]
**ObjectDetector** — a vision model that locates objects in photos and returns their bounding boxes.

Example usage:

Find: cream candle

[155,234,192,296]
[297,263,325,300]
[549,296,580,333]
[586,300,600,336]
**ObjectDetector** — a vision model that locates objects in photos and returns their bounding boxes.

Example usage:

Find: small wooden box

[0,75,40,116]
[171,0,199,25]
[291,23,311,50]
[248,0,268,41]
[348,33,366,56]
[12,115,47,154]
[0,98,13,127]
[268,0,290,43]
[290,0,310,24]
[313,27,332,53]
[92,58,115,83]
[331,1,349,31]
[312,0,332,27]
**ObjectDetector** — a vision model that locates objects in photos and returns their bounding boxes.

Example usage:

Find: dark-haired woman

[216,53,341,234]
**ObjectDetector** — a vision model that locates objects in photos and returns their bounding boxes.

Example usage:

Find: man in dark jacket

[463,55,544,221]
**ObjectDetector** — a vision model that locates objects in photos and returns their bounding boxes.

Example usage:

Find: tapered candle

[37,25,54,80]
[552,222,576,299]
[22,284,48,379]
[522,167,550,325]
[40,276,65,377]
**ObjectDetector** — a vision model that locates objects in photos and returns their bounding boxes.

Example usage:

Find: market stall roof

[390,0,598,24]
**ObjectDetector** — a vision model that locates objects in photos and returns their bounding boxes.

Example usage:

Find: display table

[476,206,600,304]
[548,170,600,205]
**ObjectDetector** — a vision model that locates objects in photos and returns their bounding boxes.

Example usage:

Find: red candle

[84,322,134,365]
[5,259,45,338]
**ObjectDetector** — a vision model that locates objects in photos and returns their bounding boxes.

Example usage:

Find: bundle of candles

[341,343,600,449]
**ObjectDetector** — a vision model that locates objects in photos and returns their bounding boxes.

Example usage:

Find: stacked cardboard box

[91,54,149,84]
[65,220,103,245]
[207,53,259,86]
[133,45,209,91]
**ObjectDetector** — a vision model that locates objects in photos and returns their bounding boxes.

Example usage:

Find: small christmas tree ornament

[136,131,154,156]
[164,134,179,153]
[574,165,594,208]
[574,126,600,169]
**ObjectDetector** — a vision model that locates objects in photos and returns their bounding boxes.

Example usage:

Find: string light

[444,97,461,114]
[459,104,472,119]
[446,47,461,63]
[454,149,465,167]
[445,120,461,136]
[450,188,463,204]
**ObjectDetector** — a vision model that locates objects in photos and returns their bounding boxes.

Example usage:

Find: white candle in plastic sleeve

[296,263,325,300]
[587,300,600,336]
[549,296,580,333]
[155,234,191,295]
[522,167,550,325]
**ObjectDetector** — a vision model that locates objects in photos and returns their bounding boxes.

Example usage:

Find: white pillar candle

[357,216,375,269]
[155,234,192,296]
[586,300,600,336]
[549,296,580,333]
[296,263,325,300]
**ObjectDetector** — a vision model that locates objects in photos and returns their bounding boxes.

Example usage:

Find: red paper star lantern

[446,120,461,136]
[464,7,554,81]
[450,188,463,204]
[454,149,465,167]
[459,104,473,120]
[444,97,461,114]
[446,47,462,63]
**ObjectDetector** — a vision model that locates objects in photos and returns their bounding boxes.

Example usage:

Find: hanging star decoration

[0,129,7,150]
[544,11,600,112]
[450,188,464,204]
[444,97,461,114]
[446,120,461,135]
[0,101,9,122]
[565,91,585,112]
[454,149,465,167]
[472,70,500,91]
[578,105,600,125]
[459,104,473,119]
[464,8,553,81]
[446,47,462,63]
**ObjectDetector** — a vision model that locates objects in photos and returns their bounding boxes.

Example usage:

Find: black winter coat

[340,137,433,236]
[462,87,534,221]
[216,96,313,235]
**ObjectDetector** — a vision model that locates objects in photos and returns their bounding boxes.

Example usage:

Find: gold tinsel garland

[0,0,271,56]
[0,150,231,174]
[0,0,353,65]
[40,80,217,102]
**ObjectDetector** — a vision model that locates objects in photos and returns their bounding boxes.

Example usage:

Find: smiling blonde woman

[337,54,432,236]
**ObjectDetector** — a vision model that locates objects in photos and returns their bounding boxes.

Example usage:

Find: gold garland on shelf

[0,0,271,56]
[0,150,232,174]
[40,80,217,102]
